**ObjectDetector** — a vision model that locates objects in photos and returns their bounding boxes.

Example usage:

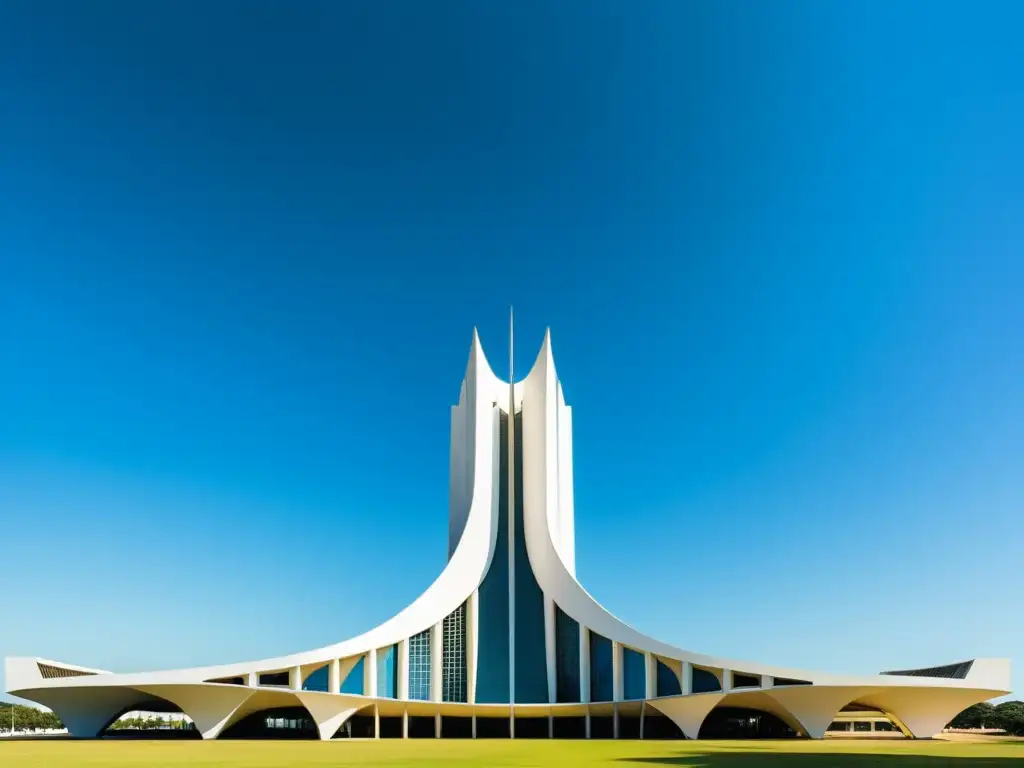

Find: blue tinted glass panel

[589,631,613,703]
[656,660,681,697]
[302,665,328,692]
[408,630,431,701]
[555,605,580,703]
[622,647,646,700]
[475,411,510,704]
[692,667,722,694]
[512,412,548,704]
[340,657,365,695]
[376,645,397,699]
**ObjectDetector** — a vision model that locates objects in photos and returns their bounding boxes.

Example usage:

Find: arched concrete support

[855,687,998,739]
[294,692,364,740]
[134,684,254,739]
[3,330,1012,745]
[765,686,881,739]
[16,686,152,738]
[647,693,725,739]
[713,690,808,737]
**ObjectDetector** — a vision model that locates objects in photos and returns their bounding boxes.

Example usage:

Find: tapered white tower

[4,326,1011,741]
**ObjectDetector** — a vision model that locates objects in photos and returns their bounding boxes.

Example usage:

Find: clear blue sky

[1,1,1021,702]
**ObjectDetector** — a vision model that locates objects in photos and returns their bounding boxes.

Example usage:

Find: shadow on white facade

[5,326,1011,740]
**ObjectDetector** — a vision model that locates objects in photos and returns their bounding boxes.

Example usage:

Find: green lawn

[1,738,1022,767]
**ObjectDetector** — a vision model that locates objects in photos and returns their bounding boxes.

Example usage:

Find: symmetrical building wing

[5,328,1010,740]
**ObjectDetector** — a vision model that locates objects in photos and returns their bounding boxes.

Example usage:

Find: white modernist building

[5,327,1011,741]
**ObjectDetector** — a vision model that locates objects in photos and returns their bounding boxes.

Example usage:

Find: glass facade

[258,671,289,687]
[340,656,365,695]
[476,410,550,704]
[656,660,681,697]
[622,646,646,700]
[475,412,510,704]
[589,631,614,702]
[691,666,722,694]
[511,411,548,704]
[408,629,431,701]
[554,605,580,703]
[442,603,467,702]
[773,677,812,687]
[733,673,760,689]
[376,645,398,699]
[302,665,329,692]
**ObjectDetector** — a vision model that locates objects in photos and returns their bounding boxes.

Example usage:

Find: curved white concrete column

[721,669,733,693]
[644,653,656,699]
[430,622,443,702]
[648,693,726,740]
[3,330,1012,742]
[328,659,340,694]
[134,684,254,740]
[397,640,409,700]
[856,687,998,739]
[765,686,881,739]
[365,648,378,698]
[294,692,363,740]
[17,686,145,738]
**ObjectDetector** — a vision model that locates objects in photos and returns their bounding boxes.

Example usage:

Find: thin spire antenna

[509,306,514,390]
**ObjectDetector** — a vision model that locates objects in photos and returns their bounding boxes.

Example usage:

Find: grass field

[1,738,1022,767]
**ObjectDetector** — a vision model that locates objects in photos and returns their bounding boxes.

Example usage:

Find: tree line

[107,714,191,731]
[0,703,63,732]
[0,704,192,733]
[949,701,1024,736]
[3,699,1023,736]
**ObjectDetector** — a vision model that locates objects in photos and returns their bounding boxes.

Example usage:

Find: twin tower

[5,325,1010,740]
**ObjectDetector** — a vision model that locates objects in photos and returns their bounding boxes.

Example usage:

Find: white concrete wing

[4,328,1011,740]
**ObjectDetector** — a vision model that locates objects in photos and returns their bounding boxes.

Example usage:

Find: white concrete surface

[4,327,1011,740]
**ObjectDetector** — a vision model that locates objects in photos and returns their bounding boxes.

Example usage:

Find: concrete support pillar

[613,703,620,739]
[681,661,693,696]
[398,639,410,700]
[761,674,773,690]
[579,626,591,704]
[328,659,341,695]
[430,622,443,703]
[721,668,733,694]
[585,712,592,739]
[365,648,378,698]
[648,694,726,740]
[374,704,380,740]
[435,712,442,739]
[246,671,257,687]
[544,595,557,704]
[289,665,302,691]
[612,642,623,703]
[471,715,477,739]
[402,708,408,739]
[640,702,645,740]
[548,715,554,738]
[510,711,515,739]
[644,652,656,699]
